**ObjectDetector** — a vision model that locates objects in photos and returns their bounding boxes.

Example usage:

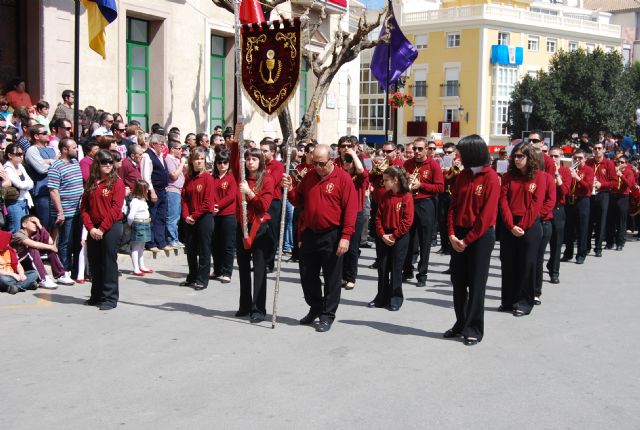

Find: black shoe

[443,329,461,338]
[605,244,614,250]
[316,320,332,332]
[98,303,116,311]
[616,245,623,251]
[416,279,426,287]
[534,296,542,305]
[235,309,250,317]
[441,268,451,274]
[561,255,572,262]
[513,309,526,317]
[387,304,400,311]
[575,256,585,264]
[497,305,512,312]
[367,301,378,308]
[436,248,446,254]
[594,250,602,257]
[266,267,274,274]
[24,282,38,291]
[299,311,319,325]
[463,337,479,346]
[550,276,559,284]
[368,261,379,269]
[193,283,207,291]
[250,313,265,323]
[360,241,373,248]
[179,281,195,287]
[84,298,99,306]
[402,272,414,281]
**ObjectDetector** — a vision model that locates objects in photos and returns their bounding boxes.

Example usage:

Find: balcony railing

[440,82,459,97]
[403,4,620,38]
[410,82,428,98]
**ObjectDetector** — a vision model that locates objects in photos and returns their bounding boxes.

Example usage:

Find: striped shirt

[48,159,83,217]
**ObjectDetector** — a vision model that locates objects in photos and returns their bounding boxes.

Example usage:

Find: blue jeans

[0,270,39,292]
[146,188,167,249]
[166,191,181,243]
[34,195,51,231]
[5,199,29,233]
[283,201,294,251]
[50,213,80,271]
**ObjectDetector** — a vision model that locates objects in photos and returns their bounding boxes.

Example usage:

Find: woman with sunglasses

[340,147,369,290]
[499,142,546,317]
[3,143,33,232]
[80,150,125,310]
[230,134,275,323]
[180,147,215,291]
[211,150,237,283]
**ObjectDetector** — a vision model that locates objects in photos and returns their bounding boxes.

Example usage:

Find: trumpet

[408,168,421,193]
[291,166,308,184]
[371,158,389,175]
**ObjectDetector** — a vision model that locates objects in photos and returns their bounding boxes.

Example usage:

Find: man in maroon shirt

[402,138,445,287]
[547,146,571,283]
[261,139,285,273]
[585,142,616,257]
[283,144,357,332]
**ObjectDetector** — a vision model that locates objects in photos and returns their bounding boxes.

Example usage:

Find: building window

[446,32,460,48]
[415,34,428,50]
[623,45,631,66]
[568,41,578,52]
[530,7,558,16]
[442,67,459,97]
[126,17,149,131]
[498,32,510,46]
[413,106,425,123]
[413,69,427,97]
[586,43,595,53]
[300,60,308,121]
[547,38,556,53]
[360,63,382,95]
[528,36,539,52]
[359,98,385,131]
[444,107,458,122]
[491,65,518,135]
[210,35,225,132]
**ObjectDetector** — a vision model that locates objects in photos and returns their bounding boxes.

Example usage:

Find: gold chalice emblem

[260,49,282,85]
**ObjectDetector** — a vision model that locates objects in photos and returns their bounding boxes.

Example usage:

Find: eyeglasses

[616,161,626,164]
[11,152,24,156]
[528,138,542,143]
[444,151,454,155]
[339,144,353,149]
[414,146,426,152]
[312,159,330,167]
[382,149,395,154]
[216,161,228,164]
[99,159,114,165]
[0,103,8,106]
[37,131,49,136]
[513,154,526,160]
[117,129,126,132]
[427,147,437,151]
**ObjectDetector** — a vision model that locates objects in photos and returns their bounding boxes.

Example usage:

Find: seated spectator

[11,215,74,289]
[0,230,38,295]
[92,112,114,137]
[4,77,33,110]
[53,89,74,123]
[34,100,50,130]
[0,97,12,122]
[3,142,34,232]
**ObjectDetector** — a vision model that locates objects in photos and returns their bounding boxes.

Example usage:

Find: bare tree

[211,0,388,142]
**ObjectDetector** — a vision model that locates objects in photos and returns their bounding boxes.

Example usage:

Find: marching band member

[499,142,546,317]
[211,150,237,283]
[402,138,444,287]
[437,142,459,257]
[445,135,499,344]
[369,166,413,311]
[546,146,571,284]
[606,155,635,251]
[562,149,595,264]
[532,150,556,306]
[260,139,285,273]
[180,147,215,291]
[283,144,357,333]
[585,142,616,257]
[290,142,315,263]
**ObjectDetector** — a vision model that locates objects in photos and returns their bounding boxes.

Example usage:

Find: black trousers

[369,201,378,241]
[451,226,495,341]
[588,192,609,252]
[437,192,452,252]
[606,194,629,247]
[372,233,409,308]
[343,211,365,283]
[299,227,343,321]
[87,222,123,307]
[213,214,237,277]
[185,213,214,287]
[291,207,301,260]
[535,220,553,297]
[146,187,167,249]
[547,205,566,278]
[236,222,274,317]
[564,197,590,259]
[500,218,542,315]
[266,199,282,270]
[403,197,436,281]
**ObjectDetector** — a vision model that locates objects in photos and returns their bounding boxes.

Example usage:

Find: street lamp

[521,98,534,131]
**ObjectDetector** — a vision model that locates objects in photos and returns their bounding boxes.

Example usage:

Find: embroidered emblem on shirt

[395,202,402,212]
[422,170,430,179]
[102,188,109,197]
[528,183,537,193]
[474,184,484,196]
[221,181,229,190]
[326,183,335,194]
[196,184,203,192]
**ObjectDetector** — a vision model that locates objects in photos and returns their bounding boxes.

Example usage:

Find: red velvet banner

[241,18,301,116]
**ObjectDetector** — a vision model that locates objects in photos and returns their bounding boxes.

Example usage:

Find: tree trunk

[277,106,294,144]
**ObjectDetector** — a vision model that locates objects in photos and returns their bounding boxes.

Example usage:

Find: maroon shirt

[81,178,126,233]
[540,171,557,221]
[289,165,357,240]
[614,165,636,196]
[234,175,274,225]
[555,166,572,206]
[542,153,556,176]
[181,172,214,220]
[265,158,285,201]
[375,191,414,240]
[118,157,142,190]
[586,157,616,192]
[212,172,237,216]
[569,165,595,198]
[403,157,445,199]
[499,170,547,231]
[350,169,370,213]
[447,166,500,245]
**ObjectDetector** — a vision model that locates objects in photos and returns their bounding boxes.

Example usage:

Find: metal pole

[74,0,80,139]
[382,2,391,146]
[234,0,248,239]
[271,136,293,329]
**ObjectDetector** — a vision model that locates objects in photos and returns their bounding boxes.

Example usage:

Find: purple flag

[370,9,418,90]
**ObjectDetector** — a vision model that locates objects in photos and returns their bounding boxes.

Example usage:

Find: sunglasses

[11,152,24,156]
[60,126,72,131]
[38,131,49,135]
[414,147,426,152]
[528,138,541,143]
[312,160,330,167]
[339,144,354,149]
[99,159,114,165]
[382,149,395,154]
[117,129,126,132]
[427,147,437,150]
[444,151,454,155]
[513,154,526,160]
[216,160,228,164]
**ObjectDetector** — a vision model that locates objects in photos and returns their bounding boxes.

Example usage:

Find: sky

[362,0,387,9]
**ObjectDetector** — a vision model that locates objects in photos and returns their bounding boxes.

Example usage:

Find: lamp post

[521,98,534,132]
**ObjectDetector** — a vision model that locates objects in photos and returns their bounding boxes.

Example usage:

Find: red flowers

[388,92,413,109]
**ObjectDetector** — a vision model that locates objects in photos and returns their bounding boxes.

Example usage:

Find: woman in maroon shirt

[211,150,237,283]
[499,142,546,317]
[180,147,214,291]
[80,150,125,310]
[445,135,500,345]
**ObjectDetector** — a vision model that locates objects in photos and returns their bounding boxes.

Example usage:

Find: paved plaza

[1,241,638,429]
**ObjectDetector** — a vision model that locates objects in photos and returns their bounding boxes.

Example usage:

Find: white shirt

[635,108,640,126]
[3,162,34,207]
[92,126,113,137]
[127,197,150,225]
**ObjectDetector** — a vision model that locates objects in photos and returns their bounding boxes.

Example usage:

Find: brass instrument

[291,166,308,184]
[408,167,421,194]
[371,158,389,175]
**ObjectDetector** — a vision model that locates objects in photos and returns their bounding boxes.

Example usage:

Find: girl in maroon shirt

[211,150,237,283]
[446,135,500,345]
[499,142,546,317]
[369,166,413,311]
[180,147,215,291]
[80,150,125,310]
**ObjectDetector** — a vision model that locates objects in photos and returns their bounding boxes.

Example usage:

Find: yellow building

[359,0,622,147]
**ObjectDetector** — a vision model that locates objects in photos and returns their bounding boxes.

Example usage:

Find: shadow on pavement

[339,319,445,339]
[406,297,453,308]
[339,297,371,307]
[34,293,87,305]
